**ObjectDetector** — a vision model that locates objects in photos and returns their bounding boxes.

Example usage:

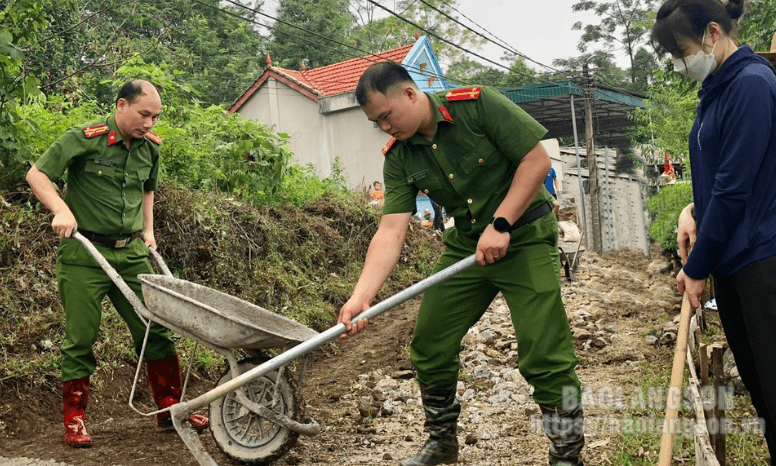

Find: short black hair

[355,61,416,106]
[116,79,161,106]
[651,0,744,56]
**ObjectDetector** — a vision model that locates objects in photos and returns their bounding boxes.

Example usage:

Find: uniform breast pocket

[458,146,500,175]
[137,167,151,183]
[84,162,117,178]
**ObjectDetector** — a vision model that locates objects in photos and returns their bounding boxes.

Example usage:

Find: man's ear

[404,85,419,102]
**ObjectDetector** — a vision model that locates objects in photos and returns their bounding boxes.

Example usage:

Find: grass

[611,340,770,464]
[0,181,445,389]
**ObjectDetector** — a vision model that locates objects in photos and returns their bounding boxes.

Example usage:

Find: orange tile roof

[275,44,414,97]
[229,44,415,112]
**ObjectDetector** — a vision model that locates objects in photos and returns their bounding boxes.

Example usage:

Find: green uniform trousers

[56,236,176,382]
[411,213,580,406]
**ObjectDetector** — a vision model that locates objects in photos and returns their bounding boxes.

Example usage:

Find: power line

[209,0,468,86]
[421,0,561,74]
[365,0,514,73]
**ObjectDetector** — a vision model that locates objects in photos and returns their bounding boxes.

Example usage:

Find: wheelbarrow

[72,231,475,465]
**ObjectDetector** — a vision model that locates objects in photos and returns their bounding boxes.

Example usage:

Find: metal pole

[605,146,613,251]
[570,94,588,238]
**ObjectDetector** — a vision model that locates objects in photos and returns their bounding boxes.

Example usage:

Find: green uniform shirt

[382,86,553,236]
[35,115,160,236]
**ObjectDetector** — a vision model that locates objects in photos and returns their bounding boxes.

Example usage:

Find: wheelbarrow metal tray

[139,274,319,349]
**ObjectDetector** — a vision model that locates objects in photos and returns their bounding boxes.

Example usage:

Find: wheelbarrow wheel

[209,357,301,464]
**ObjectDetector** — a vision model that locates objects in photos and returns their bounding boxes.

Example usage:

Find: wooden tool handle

[658,293,693,466]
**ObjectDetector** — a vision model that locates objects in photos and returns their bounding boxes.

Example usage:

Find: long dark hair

[651,0,744,56]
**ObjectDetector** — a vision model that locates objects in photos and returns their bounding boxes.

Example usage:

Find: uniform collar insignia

[107,131,119,146]
[438,105,454,123]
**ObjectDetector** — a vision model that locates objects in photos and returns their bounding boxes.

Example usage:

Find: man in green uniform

[338,63,584,466]
[25,79,208,448]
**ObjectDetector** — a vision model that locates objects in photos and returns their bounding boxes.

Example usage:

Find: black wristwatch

[491,217,511,233]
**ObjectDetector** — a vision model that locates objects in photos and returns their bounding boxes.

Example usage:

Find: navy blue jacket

[683,45,776,279]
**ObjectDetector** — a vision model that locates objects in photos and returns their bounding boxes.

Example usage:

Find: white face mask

[672,31,718,82]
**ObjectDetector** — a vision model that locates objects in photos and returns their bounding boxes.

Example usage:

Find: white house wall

[237,78,331,178]
[323,106,388,188]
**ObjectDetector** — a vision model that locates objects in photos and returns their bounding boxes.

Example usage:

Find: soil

[1,247,690,466]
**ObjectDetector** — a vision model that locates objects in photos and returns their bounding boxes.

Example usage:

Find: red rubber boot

[63,376,92,447]
[146,354,209,430]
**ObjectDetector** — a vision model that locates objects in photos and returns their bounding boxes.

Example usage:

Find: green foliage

[281,159,350,206]
[267,0,355,69]
[15,96,101,156]
[632,68,699,168]
[645,182,693,250]
[571,0,658,86]
[741,0,776,52]
[0,0,64,189]
[152,105,292,202]
[0,182,445,383]
[446,57,540,88]
[27,0,265,107]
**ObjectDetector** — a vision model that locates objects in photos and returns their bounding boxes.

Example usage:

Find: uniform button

[471,219,476,224]
[123,213,126,217]
[467,199,473,204]
[448,173,454,179]
[98,170,103,176]
[479,158,484,163]
[424,189,429,194]
[408,177,414,183]
[432,144,438,149]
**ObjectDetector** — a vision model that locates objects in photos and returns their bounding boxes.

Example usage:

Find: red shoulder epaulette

[445,86,482,102]
[381,137,397,156]
[83,125,110,139]
[145,131,162,146]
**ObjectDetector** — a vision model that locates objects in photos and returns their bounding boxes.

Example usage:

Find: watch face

[493,217,510,232]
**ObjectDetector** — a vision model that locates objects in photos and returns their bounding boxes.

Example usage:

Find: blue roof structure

[402,36,454,92]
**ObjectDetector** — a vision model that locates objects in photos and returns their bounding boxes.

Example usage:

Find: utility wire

[365,0,514,73]
[210,0,468,86]
[421,0,561,74]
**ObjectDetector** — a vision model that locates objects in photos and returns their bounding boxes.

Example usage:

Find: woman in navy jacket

[653,0,776,462]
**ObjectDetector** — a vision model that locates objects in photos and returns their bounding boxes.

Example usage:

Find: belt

[467,202,554,239]
[508,201,554,232]
[77,229,143,248]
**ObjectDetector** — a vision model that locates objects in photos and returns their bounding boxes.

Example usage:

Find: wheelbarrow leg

[171,404,217,466]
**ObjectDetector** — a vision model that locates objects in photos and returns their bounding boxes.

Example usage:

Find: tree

[571,0,657,86]
[741,0,776,52]
[445,56,539,88]
[347,0,484,69]
[631,67,699,170]
[0,0,66,188]
[26,0,266,107]
[266,0,355,69]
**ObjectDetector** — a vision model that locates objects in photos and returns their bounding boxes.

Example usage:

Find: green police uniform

[35,115,175,382]
[382,86,580,407]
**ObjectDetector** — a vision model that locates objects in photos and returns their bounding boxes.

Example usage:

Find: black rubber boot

[538,399,585,466]
[401,383,460,466]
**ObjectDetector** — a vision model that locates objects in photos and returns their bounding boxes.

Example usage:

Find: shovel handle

[658,293,694,466]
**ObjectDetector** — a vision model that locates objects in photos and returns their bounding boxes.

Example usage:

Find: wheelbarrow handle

[71,231,151,324]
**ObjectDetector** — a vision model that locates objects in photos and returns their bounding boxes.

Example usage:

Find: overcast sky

[453,0,635,72]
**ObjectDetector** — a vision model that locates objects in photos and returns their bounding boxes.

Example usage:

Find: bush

[646,182,693,251]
